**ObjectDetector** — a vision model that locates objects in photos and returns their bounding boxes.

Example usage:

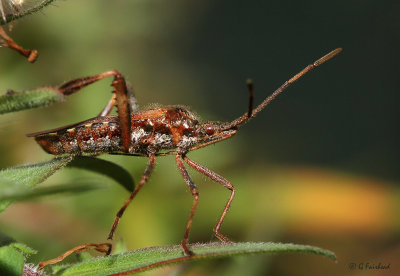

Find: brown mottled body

[29,106,237,156]
[31,116,120,155]
[27,49,341,257]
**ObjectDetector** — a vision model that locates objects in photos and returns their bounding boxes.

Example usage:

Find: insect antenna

[225,48,342,129]
[246,78,254,118]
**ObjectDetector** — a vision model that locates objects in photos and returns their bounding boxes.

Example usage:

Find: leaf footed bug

[27,48,342,255]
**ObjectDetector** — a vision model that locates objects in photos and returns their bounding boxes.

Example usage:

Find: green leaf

[0,155,134,212]
[0,242,36,276]
[9,243,37,256]
[76,252,96,263]
[67,156,135,192]
[0,87,64,114]
[0,156,73,188]
[0,156,73,212]
[112,239,128,255]
[51,242,336,275]
[0,0,56,25]
[0,245,24,276]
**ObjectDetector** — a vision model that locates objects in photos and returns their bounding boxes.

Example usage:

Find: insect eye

[205,125,215,135]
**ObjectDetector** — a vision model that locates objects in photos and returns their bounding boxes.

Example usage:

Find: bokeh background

[0,0,399,275]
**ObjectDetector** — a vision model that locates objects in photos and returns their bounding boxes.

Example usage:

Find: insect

[27,48,341,255]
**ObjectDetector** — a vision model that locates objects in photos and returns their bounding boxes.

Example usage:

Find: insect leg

[58,70,133,152]
[110,72,132,152]
[183,155,235,243]
[176,153,199,256]
[38,243,111,270]
[108,154,156,240]
[0,26,38,62]
[98,93,117,117]
[58,70,118,96]
[99,83,138,116]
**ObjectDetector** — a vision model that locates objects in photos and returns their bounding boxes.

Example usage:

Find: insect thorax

[128,106,201,153]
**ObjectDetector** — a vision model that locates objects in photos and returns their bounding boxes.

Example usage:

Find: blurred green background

[0,0,399,275]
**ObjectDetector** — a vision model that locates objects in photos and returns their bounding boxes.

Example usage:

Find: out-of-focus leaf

[51,242,336,275]
[0,232,15,247]
[67,156,135,192]
[0,156,73,212]
[0,242,36,276]
[0,0,56,25]
[0,87,63,114]
[0,182,103,202]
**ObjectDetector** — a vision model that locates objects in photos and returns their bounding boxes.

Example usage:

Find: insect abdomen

[34,121,122,155]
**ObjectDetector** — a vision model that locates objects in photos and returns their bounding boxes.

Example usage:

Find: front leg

[57,70,133,152]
